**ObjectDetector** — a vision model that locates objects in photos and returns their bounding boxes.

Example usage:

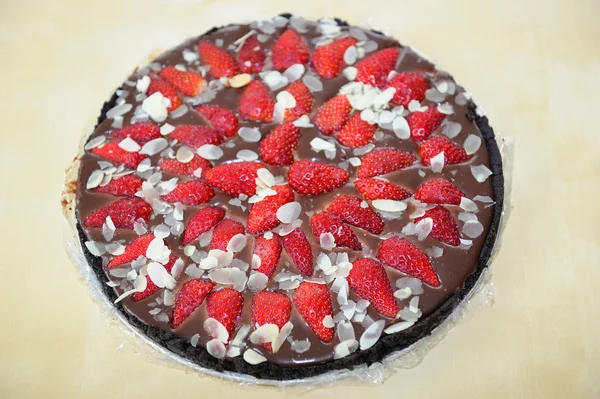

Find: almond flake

[293,114,314,128]
[310,137,336,152]
[415,217,433,241]
[372,200,407,213]
[460,197,479,212]
[160,123,175,136]
[176,147,194,163]
[118,137,141,152]
[276,90,296,109]
[84,136,106,151]
[243,349,267,365]
[343,66,358,81]
[437,103,454,115]
[384,320,415,334]
[204,317,229,343]
[333,339,359,359]
[302,74,323,92]
[442,122,461,138]
[319,232,336,250]
[426,247,444,258]
[236,149,258,161]
[136,75,151,93]
[229,73,252,88]
[247,272,269,292]
[140,138,168,156]
[256,168,275,187]
[470,165,493,182]
[322,315,335,328]
[283,63,305,82]
[226,233,247,253]
[196,144,223,160]
[250,323,279,344]
[394,287,412,299]
[142,92,170,122]
[359,320,385,350]
[425,88,446,102]
[85,241,105,256]
[206,339,227,359]
[86,170,104,189]
[463,220,484,238]
[474,195,494,203]
[464,134,482,155]
[430,152,445,173]
[272,322,294,353]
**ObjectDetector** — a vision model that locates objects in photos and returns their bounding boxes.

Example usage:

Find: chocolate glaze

[74,15,504,379]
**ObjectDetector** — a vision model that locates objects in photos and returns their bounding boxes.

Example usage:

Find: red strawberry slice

[253,233,283,278]
[209,219,245,251]
[347,258,399,318]
[92,175,142,197]
[354,178,412,201]
[171,279,215,329]
[311,37,358,79]
[108,234,154,268]
[293,282,334,342]
[194,105,238,138]
[197,42,239,78]
[414,178,463,205]
[133,255,178,301]
[111,122,161,143]
[357,148,416,178]
[169,125,223,150]
[271,29,309,71]
[206,288,244,337]
[147,75,181,111]
[238,81,274,122]
[419,136,469,166]
[355,47,400,88]
[284,81,312,122]
[238,34,266,73]
[415,205,460,246]
[388,71,429,107]
[314,95,352,135]
[378,237,440,286]
[159,66,207,97]
[281,228,313,276]
[182,206,226,245]
[84,198,152,229]
[161,180,214,206]
[288,160,349,196]
[91,141,147,169]
[325,195,384,234]
[159,154,212,178]
[260,122,300,166]
[337,113,377,148]
[247,184,294,234]
[251,290,292,350]
[310,212,362,251]
[203,161,264,196]
[407,107,445,141]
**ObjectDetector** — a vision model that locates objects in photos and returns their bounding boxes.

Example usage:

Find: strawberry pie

[75,15,504,380]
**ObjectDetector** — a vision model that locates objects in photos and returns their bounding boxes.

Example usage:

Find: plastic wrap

[61,34,514,387]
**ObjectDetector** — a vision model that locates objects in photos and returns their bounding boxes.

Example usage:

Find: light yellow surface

[1,0,599,397]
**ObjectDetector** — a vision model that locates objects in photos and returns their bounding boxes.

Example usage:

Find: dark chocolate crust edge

[74,15,505,382]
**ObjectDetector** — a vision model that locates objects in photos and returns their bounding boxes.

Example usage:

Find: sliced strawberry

[419,136,469,165]
[314,95,352,135]
[251,290,292,350]
[271,29,309,71]
[288,160,349,196]
[161,180,214,206]
[171,279,215,329]
[133,255,177,301]
[284,81,312,122]
[182,206,226,245]
[415,205,460,246]
[238,81,274,122]
[203,161,264,196]
[169,125,223,150]
[238,34,266,73]
[253,233,282,278]
[83,198,152,229]
[414,179,463,205]
[110,122,161,143]
[337,113,377,148]
[357,148,416,178]
[293,282,334,342]
[159,66,206,97]
[91,141,147,169]
[209,219,245,251]
[378,237,440,286]
[108,234,154,268]
[91,175,142,197]
[247,185,294,234]
[260,122,300,166]
[159,154,212,178]
[147,75,181,111]
[347,258,399,318]
[407,107,445,141]
[311,37,358,79]
[388,71,428,107]
[310,212,362,251]
[206,288,244,337]
[281,228,313,276]
[355,47,400,88]
[325,195,384,234]
[354,178,412,201]
[197,42,238,78]
[194,105,238,138]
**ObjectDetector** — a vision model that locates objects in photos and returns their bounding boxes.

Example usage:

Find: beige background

[1,0,599,397]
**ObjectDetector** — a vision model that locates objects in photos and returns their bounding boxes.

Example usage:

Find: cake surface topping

[76,15,500,373]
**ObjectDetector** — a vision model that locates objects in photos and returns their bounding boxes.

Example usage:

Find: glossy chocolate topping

[76,16,498,369]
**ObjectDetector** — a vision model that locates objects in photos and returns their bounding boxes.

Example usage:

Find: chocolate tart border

[74,15,505,382]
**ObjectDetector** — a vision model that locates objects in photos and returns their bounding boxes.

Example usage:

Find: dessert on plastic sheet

[63,14,506,382]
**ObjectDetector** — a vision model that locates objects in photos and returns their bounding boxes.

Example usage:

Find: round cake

[74,14,504,381]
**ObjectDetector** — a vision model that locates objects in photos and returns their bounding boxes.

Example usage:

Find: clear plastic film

[61,60,514,389]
